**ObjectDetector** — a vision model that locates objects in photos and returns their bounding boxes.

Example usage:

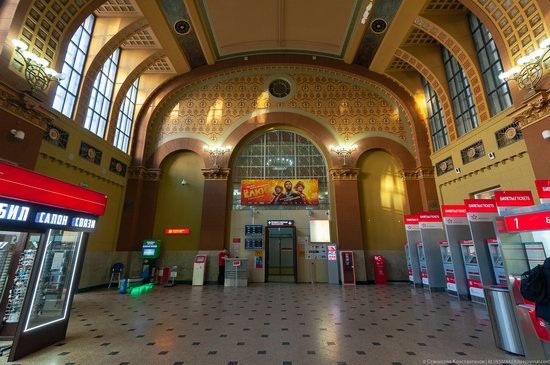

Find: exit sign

[165,228,190,235]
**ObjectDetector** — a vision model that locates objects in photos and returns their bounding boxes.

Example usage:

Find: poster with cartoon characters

[240,179,319,205]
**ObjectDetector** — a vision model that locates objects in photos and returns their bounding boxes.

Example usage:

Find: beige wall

[358,149,407,280]
[152,151,205,252]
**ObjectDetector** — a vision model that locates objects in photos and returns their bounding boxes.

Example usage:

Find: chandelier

[499,39,550,91]
[266,157,294,171]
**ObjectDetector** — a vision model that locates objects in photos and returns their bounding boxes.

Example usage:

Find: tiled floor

[0,283,520,365]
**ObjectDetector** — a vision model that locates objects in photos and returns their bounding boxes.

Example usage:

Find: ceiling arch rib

[394,47,456,141]
[73,17,149,127]
[413,16,490,123]
[106,50,166,146]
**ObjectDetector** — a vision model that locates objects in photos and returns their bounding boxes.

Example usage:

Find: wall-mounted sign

[327,244,337,261]
[267,220,294,226]
[494,191,534,207]
[164,228,190,235]
[418,212,443,229]
[464,199,497,222]
[0,161,107,216]
[535,180,550,203]
[241,179,319,205]
[504,211,550,232]
[441,205,468,225]
[0,198,98,232]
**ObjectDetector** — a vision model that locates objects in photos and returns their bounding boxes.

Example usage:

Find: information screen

[142,240,160,258]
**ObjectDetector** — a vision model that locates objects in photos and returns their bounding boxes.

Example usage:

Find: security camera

[455,167,461,174]
[543,130,550,140]
[10,129,24,141]
[180,179,187,185]
[325,210,330,216]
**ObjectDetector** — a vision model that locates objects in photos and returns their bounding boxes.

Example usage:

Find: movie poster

[241,179,319,205]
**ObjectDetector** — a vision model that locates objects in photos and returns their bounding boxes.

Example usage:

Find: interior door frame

[265,226,297,283]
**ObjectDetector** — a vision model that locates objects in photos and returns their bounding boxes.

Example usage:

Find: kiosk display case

[495,204,550,360]
[463,199,500,304]
[403,215,422,286]
[440,205,470,300]
[0,162,106,361]
[417,212,446,291]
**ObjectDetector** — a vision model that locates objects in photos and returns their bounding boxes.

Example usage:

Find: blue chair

[108,262,124,288]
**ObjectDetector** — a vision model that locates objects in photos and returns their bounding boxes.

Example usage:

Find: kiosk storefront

[0,162,106,361]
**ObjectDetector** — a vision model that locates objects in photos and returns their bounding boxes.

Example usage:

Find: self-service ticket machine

[192,254,207,285]
[495,204,550,360]
[339,251,355,285]
[487,238,507,285]
[417,212,446,291]
[463,199,500,304]
[440,205,471,300]
[141,240,160,283]
[403,215,422,286]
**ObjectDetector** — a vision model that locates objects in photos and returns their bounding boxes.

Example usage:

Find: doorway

[266,227,296,282]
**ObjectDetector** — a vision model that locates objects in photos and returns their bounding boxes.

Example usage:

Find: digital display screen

[142,240,160,258]
[143,248,156,257]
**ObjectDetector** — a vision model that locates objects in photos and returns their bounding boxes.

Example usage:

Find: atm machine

[440,205,470,300]
[487,238,507,285]
[417,212,446,291]
[403,215,422,286]
[463,199,500,304]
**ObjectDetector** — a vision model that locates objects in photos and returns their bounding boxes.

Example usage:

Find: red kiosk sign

[494,191,534,207]
[504,211,550,232]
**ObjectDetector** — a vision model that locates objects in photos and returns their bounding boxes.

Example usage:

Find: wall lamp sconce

[11,39,63,93]
[203,145,231,168]
[543,130,550,140]
[10,129,25,141]
[329,144,358,166]
[499,38,550,91]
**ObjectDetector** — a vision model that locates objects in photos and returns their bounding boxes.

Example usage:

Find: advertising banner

[241,179,319,205]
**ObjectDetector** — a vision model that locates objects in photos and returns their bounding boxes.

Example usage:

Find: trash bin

[119,278,127,294]
[484,285,525,355]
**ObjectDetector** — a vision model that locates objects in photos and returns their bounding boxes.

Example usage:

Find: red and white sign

[439,241,448,245]
[460,239,473,245]
[486,238,498,244]
[408,268,413,282]
[536,180,550,203]
[494,191,534,211]
[504,211,550,232]
[232,260,241,267]
[194,255,206,263]
[446,275,457,292]
[404,215,420,231]
[468,279,484,298]
[465,199,497,222]
[0,161,107,216]
[165,228,190,235]
[421,271,429,285]
[441,205,468,225]
[418,212,443,229]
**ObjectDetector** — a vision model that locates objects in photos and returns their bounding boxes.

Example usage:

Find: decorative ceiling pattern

[144,57,176,73]
[424,0,465,11]
[16,0,94,65]
[473,0,548,62]
[387,57,414,72]
[121,27,160,48]
[95,0,142,16]
[148,67,411,155]
[404,28,439,46]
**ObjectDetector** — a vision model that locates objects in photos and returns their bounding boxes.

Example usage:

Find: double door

[266,227,296,282]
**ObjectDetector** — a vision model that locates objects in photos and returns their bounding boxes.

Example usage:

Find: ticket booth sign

[535,180,550,203]
[339,251,355,285]
[373,255,387,284]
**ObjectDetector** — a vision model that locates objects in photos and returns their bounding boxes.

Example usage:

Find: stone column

[198,168,231,251]
[509,90,550,179]
[330,167,367,282]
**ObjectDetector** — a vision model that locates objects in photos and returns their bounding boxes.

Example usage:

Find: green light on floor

[128,283,154,296]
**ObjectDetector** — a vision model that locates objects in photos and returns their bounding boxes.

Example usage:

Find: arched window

[468,13,512,116]
[231,130,329,210]
[114,78,139,153]
[52,15,94,118]
[441,47,479,136]
[422,77,449,151]
[84,48,120,138]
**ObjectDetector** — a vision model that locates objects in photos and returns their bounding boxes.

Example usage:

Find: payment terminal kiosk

[460,240,485,303]
[440,205,470,300]
[487,238,507,285]
[417,212,446,291]
[192,254,207,285]
[142,240,160,283]
[403,215,422,286]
